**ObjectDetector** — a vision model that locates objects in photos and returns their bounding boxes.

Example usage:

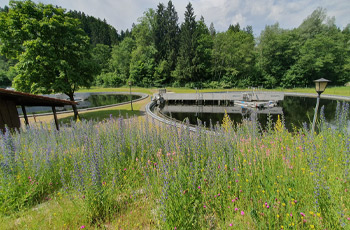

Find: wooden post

[52,106,59,131]
[21,105,29,126]
[33,113,37,122]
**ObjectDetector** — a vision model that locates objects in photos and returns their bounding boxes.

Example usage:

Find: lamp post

[312,78,330,133]
[128,80,133,111]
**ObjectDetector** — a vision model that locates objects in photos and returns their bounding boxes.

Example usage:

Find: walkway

[284,92,350,101]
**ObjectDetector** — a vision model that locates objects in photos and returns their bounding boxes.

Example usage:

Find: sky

[0,0,349,36]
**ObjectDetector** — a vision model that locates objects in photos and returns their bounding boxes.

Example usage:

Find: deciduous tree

[0,0,95,119]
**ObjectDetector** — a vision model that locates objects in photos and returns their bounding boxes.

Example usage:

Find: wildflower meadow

[1,103,350,229]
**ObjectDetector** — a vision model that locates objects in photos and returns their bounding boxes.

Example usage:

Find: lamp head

[314,78,330,95]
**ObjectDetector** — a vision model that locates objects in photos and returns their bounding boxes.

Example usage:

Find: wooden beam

[21,105,29,126]
[52,106,59,131]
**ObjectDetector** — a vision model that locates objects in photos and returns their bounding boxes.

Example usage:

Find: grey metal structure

[161,105,283,115]
[154,91,284,103]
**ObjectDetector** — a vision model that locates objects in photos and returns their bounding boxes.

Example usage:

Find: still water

[18,93,141,114]
[159,96,349,131]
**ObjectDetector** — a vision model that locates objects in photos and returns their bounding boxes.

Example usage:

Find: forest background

[0,0,349,90]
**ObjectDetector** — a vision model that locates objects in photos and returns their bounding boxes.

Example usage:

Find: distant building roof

[0,88,77,106]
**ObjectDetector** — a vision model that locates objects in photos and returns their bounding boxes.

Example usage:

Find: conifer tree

[165,0,179,72]
[174,2,197,84]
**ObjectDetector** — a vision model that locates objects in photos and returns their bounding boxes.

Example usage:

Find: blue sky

[1,0,349,36]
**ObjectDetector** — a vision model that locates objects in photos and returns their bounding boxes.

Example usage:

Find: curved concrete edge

[20,92,149,118]
[146,92,350,132]
[146,101,197,132]
[284,92,350,101]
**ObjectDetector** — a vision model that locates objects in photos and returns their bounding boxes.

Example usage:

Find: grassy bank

[1,103,350,229]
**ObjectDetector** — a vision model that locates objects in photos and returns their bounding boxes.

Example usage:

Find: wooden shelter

[0,88,77,132]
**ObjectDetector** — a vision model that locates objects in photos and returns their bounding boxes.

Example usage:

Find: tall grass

[1,103,350,229]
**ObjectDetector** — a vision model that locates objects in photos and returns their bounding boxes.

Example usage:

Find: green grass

[58,104,145,124]
[0,191,155,229]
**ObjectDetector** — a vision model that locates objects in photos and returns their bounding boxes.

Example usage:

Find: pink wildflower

[241,211,245,215]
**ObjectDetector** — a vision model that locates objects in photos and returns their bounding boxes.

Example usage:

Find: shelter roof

[0,89,77,106]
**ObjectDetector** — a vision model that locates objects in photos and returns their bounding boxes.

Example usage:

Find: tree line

[1,0,350,91]
[95,3,350,88]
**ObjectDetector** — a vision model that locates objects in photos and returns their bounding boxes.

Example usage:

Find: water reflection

[159,96,347,131]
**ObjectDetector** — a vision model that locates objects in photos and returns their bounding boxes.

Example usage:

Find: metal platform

[161,105,283,115]
[154,91,284,103]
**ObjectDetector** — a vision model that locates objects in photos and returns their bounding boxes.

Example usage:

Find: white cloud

[0,0,349,35]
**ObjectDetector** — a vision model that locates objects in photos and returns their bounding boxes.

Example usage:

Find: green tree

[343,24,350,84]
[0,0,95,119]
[173,2,197,85]
[154,3,167,62]
[103,37,136,87]
[154,1,179,85]
[0,6,9,13]
[91,44,111,75]
[209,22,216,37]
[228,23,240,32]
[298,7,329,40]
[164,1,179,80]
[192,16,213,86]
[288,8,349,86]
[69,11,120,46]
[0,55,17,87]
[257,24,299,88]
[257,8,349,88]
[0,55,11,87]
[129,9,157,87]
[213,29,256,88]
[287,31,348,86]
